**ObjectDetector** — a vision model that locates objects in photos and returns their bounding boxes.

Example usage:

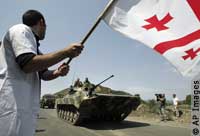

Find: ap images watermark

[192,80,200,136]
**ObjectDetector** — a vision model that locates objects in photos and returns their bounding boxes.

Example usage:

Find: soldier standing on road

[0,10,84,136]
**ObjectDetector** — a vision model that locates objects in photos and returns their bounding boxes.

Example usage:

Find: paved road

[35,109,190,136]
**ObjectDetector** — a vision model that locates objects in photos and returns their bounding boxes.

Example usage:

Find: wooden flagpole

[66,0,116,65]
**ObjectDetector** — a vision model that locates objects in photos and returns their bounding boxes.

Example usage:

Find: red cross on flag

[104,0,200,77]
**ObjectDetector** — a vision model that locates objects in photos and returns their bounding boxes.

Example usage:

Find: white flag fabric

[104,0,200,77]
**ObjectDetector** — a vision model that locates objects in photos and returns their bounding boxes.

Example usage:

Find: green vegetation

[185,94,191,105]
[95,85,131,95]
[147,99,159,113]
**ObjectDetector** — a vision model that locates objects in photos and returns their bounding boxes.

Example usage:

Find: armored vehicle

[56,75,140,125]
[41,94,56,109]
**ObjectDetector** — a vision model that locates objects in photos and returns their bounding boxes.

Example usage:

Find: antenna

[71,72,76,86]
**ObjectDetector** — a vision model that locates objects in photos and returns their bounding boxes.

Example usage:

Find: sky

[0,0,192,100]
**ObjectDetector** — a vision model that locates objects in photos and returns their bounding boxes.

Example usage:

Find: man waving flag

[104,0,200,77]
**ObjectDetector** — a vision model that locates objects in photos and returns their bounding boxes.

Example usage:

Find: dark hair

[22,10,45,26]
[155,93,165,101]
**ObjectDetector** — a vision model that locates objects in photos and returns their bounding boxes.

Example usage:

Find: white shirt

[173,97,179,106]
[0,24,40,136]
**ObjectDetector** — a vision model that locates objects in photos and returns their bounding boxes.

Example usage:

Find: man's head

[22,10,46,40]
[173,94,176,98]
[155,94,164,101]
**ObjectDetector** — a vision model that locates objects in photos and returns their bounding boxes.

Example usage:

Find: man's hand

[54,63,70,77]
[65,43,84,58]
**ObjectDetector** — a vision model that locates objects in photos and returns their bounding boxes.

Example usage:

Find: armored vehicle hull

[56,91,140,125]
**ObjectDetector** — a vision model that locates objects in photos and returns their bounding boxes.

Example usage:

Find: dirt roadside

[127,104,191,128]
[126,116,190,128]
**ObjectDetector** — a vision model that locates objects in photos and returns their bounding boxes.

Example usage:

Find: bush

[147,99,159,114]
[185,95,191,105]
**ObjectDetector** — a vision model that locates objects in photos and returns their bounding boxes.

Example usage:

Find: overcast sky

[0,0,192,100]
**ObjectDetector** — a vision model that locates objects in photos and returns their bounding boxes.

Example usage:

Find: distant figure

[74,78,83,87]
[84,77,90,83]
[83,77,91,91]
[69,85,74,91]
[156,94,167,121]
[173,94,179,117]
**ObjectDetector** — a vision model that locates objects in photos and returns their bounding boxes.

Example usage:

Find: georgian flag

[104,0,200,77]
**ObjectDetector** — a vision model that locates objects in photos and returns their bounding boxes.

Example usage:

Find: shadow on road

[81,120,150,130]
[35,129,46,133]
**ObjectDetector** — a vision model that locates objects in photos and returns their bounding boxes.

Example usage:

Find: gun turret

[88,75,114,96]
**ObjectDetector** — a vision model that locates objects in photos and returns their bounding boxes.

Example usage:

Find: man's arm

[22,43,83,73]
[40,63,69,81]
[40,70,59,81]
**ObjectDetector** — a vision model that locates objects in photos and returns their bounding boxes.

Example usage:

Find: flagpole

[66,0,116,65]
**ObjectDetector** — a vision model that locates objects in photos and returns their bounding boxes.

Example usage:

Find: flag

[104,0,200,77]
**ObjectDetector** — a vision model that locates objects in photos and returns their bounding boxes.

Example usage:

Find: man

[0,10,83,136]
[74,78,83,87]
[83,77,91,91]
[172,94,179,117]
[156,94,167,121]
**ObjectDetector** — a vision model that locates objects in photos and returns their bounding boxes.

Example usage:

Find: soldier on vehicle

[74,78,83,87]
[83,77,91,91]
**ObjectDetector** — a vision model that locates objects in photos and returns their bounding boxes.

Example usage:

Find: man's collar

[32,32,40,47]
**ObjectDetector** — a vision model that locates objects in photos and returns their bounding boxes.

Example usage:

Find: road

[35,109,190,136]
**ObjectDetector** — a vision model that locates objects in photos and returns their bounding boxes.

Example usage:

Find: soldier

[74,78,83,87]
[83,77,91,91]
